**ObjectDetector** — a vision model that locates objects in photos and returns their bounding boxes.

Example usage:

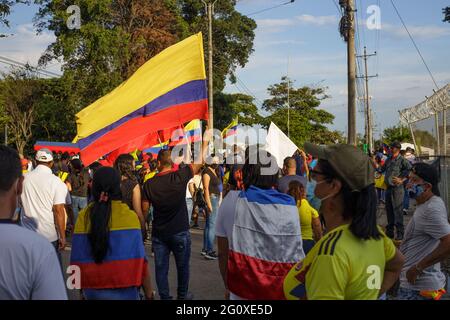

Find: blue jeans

[203,194,219,253]
[72,196,88,224]
[403,186,410,210]
[376,188,385,203]
[395,287,433,300]
[83,287,140,300]
[152,231,191,300]
[186,198,193,224]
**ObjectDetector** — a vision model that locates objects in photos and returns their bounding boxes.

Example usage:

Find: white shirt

[21,165,69,242]
[0,223,68,300]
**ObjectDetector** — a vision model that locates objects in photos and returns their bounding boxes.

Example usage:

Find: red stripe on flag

[79,99,208,165]
[71,258,147,289]
[226,250,294,300]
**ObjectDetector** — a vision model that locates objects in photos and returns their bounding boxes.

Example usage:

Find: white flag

[265,122,298,169]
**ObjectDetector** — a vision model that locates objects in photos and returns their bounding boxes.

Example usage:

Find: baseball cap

[390,141,402,149]
[411,162,440,196]
[304,143,374,192]
[35,148,54,163]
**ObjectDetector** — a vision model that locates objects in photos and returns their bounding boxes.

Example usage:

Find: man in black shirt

[142,132,209,300]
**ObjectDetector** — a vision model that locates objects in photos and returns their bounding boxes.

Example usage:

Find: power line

[332,0,342,15]
[0,55,61,77]
[390,0,439,90]
[245,0,295,17]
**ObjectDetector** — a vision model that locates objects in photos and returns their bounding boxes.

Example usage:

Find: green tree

[444,7,450,22]
[34,0,183,109]
[382,125,412,144]
[176,0,256,92]
[0,67,43,154]
[261,77,336,147]
[0,0,29,36]
[214,92,262,130]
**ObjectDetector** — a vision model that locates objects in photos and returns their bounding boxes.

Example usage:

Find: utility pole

[357,46,378,153]
[287,56,290,138]
[340,0,356,145]
[202,0,217,130]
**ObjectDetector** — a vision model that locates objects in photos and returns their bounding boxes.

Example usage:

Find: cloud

[296,14,338,26]
[0,23,60,74]
[256,14,339,33]
[378,23,450,40]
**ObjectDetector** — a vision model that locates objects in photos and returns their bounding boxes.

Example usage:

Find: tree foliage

[214,92,262,130]
[382,125,412,145]
[0,67,42,154]
[444,6,450,23]
[261,77,337,147]
[176,0,256,92]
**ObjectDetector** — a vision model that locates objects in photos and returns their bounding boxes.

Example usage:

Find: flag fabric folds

[227,186,304,300]
[34,141,80,154]
[70,201,148,289]
[222,117,238,138]
[169,119,202,146]
[74,33,208,165]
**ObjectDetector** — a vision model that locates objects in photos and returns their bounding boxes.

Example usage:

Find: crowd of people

[0,135,449,301]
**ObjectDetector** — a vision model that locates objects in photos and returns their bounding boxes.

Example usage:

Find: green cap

[305,143,374,192]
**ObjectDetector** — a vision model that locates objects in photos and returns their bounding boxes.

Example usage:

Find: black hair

[149,159,158,171]
[0,146,22,193]
[87,167,122,264]
[319,159,381,240]
[242,147,279,190]
[61,152,70,161]
[70,158,83,172]
[114,154,136,181]
[157,149,172,168]
[412,163,440,196]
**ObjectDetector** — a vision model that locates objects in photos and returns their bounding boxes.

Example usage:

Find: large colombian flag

[74,33,208,166]
[70,201,148,289]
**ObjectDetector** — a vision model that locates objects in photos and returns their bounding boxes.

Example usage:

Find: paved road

[62,201,449,300]
[62,224,225,300]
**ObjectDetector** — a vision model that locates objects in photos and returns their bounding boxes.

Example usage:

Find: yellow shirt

[297,199,319,241]
[144,171,157,183]
[284,224,396,300]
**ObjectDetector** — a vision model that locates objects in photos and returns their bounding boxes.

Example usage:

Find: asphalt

[62,201,449,300]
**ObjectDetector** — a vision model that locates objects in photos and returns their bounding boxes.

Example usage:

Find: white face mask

[312,178,336,203]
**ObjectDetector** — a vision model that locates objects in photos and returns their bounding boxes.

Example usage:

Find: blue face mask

[307,178,325,211]
[408,184,425,199]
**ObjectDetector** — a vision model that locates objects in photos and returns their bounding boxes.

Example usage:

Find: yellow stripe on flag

[75,33,206,140]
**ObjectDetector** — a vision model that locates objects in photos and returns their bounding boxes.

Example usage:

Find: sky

[1,0,449,139]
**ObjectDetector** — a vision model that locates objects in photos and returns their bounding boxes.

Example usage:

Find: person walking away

[284,143,405,300]
[372,141,411,240]
[21,149,68,262]
[66,158,90,224]
[70,167,154,300]
[114,154,145,232]
[287,181,323,254]
[216,147,304,300]
[141,132,210,300]
[277,157,307,194]
[396,163,450,300]
[0,146,67,300]
[202,156,222,260]
[190,171,204,229]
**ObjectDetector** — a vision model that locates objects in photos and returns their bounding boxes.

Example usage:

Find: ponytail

[88,197,112,264]
[344,184,381,240]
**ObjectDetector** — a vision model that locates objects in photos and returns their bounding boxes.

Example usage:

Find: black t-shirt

[142,165,194,238]
[203,167,221,195]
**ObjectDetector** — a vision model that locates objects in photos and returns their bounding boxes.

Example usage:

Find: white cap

[35,148,54,163]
